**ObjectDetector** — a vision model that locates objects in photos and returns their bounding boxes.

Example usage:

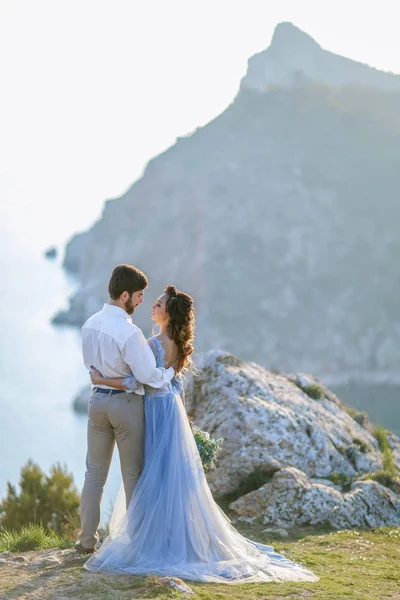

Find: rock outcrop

[185,350,400,529]
[231,467,400,529]
[56,22,400,385]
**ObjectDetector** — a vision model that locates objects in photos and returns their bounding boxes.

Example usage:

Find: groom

[75,264,175,554]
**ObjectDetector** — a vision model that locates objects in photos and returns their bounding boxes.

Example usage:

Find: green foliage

[191,425,223,473]
[0,524,72,552]
[352,438,371,453]
[345,407,368,427]
[328,472,354,491]
[359,469,400,493]
[295,381,324,400]
[370,526,400,539]
[0,460,80,535]
[374,425,396,474]
[346,446,358,468]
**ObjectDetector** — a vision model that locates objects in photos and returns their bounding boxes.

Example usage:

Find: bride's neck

[158,323,170,338]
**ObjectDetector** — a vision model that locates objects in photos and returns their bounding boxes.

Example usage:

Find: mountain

[55,22,400,384]
[242,22,400,91]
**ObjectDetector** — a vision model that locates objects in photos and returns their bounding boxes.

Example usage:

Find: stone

[262,526,289,538]
[160,577,195,595]
[12,555,29,564]
[28,555,62,570]
[230,467,400,530]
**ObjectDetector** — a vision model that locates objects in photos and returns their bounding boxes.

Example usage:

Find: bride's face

[151,294,169,325]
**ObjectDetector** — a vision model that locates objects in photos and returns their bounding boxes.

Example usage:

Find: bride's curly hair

[164,285,195,373]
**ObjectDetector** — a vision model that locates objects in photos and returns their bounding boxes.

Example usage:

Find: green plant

[358,469,400,493]
[328,473,354,491]
[346,446,358,468]
[374,425,396,474]
[0,524,72,552]
[295,381,324,400]
[0,460,80,535]
[345,407,368,427]
[352,438,371,453]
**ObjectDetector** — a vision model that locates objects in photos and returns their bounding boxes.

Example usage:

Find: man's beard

[124,297,136,315]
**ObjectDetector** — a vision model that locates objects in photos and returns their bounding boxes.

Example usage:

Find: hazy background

[1,0,399,520]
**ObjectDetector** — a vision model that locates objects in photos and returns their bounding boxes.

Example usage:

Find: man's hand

[90,365,104,385]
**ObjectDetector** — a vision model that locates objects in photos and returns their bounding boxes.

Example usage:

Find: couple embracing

[76,264,318,584]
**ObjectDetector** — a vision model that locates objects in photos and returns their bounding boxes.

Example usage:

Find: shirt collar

[103,303,133,323]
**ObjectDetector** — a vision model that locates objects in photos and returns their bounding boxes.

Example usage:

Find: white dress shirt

[82,303,174,395]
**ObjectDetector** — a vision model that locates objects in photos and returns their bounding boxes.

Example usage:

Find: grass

[0,524,73,552]
[352,437,371,453]
[1,526,400,599]
[344,406,368,427]
[374,425,396,474]
[328,472,354,491]
[184,527,400,600]
[358,469,400,493]
[295,381,325,400]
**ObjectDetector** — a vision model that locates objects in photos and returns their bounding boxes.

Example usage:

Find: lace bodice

[123,336,184,398]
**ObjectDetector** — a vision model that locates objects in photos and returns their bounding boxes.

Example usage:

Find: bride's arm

[90,367,140,391]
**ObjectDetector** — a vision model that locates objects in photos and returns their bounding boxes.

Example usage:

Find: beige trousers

[78,389,144,549]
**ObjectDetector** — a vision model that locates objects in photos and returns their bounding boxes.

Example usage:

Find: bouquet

[191,422,223,473]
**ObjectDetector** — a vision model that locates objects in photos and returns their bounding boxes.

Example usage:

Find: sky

[1,0,399,249]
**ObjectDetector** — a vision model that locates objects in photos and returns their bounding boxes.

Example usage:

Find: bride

[85,285,318,584]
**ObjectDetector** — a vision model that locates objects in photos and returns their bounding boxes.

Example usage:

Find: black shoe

[74,541,96,555]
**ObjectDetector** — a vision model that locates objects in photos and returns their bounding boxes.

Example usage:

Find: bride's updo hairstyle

[164,285,195,373]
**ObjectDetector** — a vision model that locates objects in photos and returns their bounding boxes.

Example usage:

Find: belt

[93,387,125,396]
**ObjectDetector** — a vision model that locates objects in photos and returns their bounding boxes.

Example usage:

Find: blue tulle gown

[85,337,318,584]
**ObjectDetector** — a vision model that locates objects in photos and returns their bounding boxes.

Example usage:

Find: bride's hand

[90,366,104,385]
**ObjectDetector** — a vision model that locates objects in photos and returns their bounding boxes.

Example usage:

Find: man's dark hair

[108,264,148,300]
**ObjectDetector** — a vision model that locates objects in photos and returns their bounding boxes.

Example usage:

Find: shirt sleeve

[121,329,175,388]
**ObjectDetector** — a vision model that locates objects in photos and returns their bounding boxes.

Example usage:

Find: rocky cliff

[55,22,400,384]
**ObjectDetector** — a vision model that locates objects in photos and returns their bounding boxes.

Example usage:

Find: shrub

[0,460,80,535]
